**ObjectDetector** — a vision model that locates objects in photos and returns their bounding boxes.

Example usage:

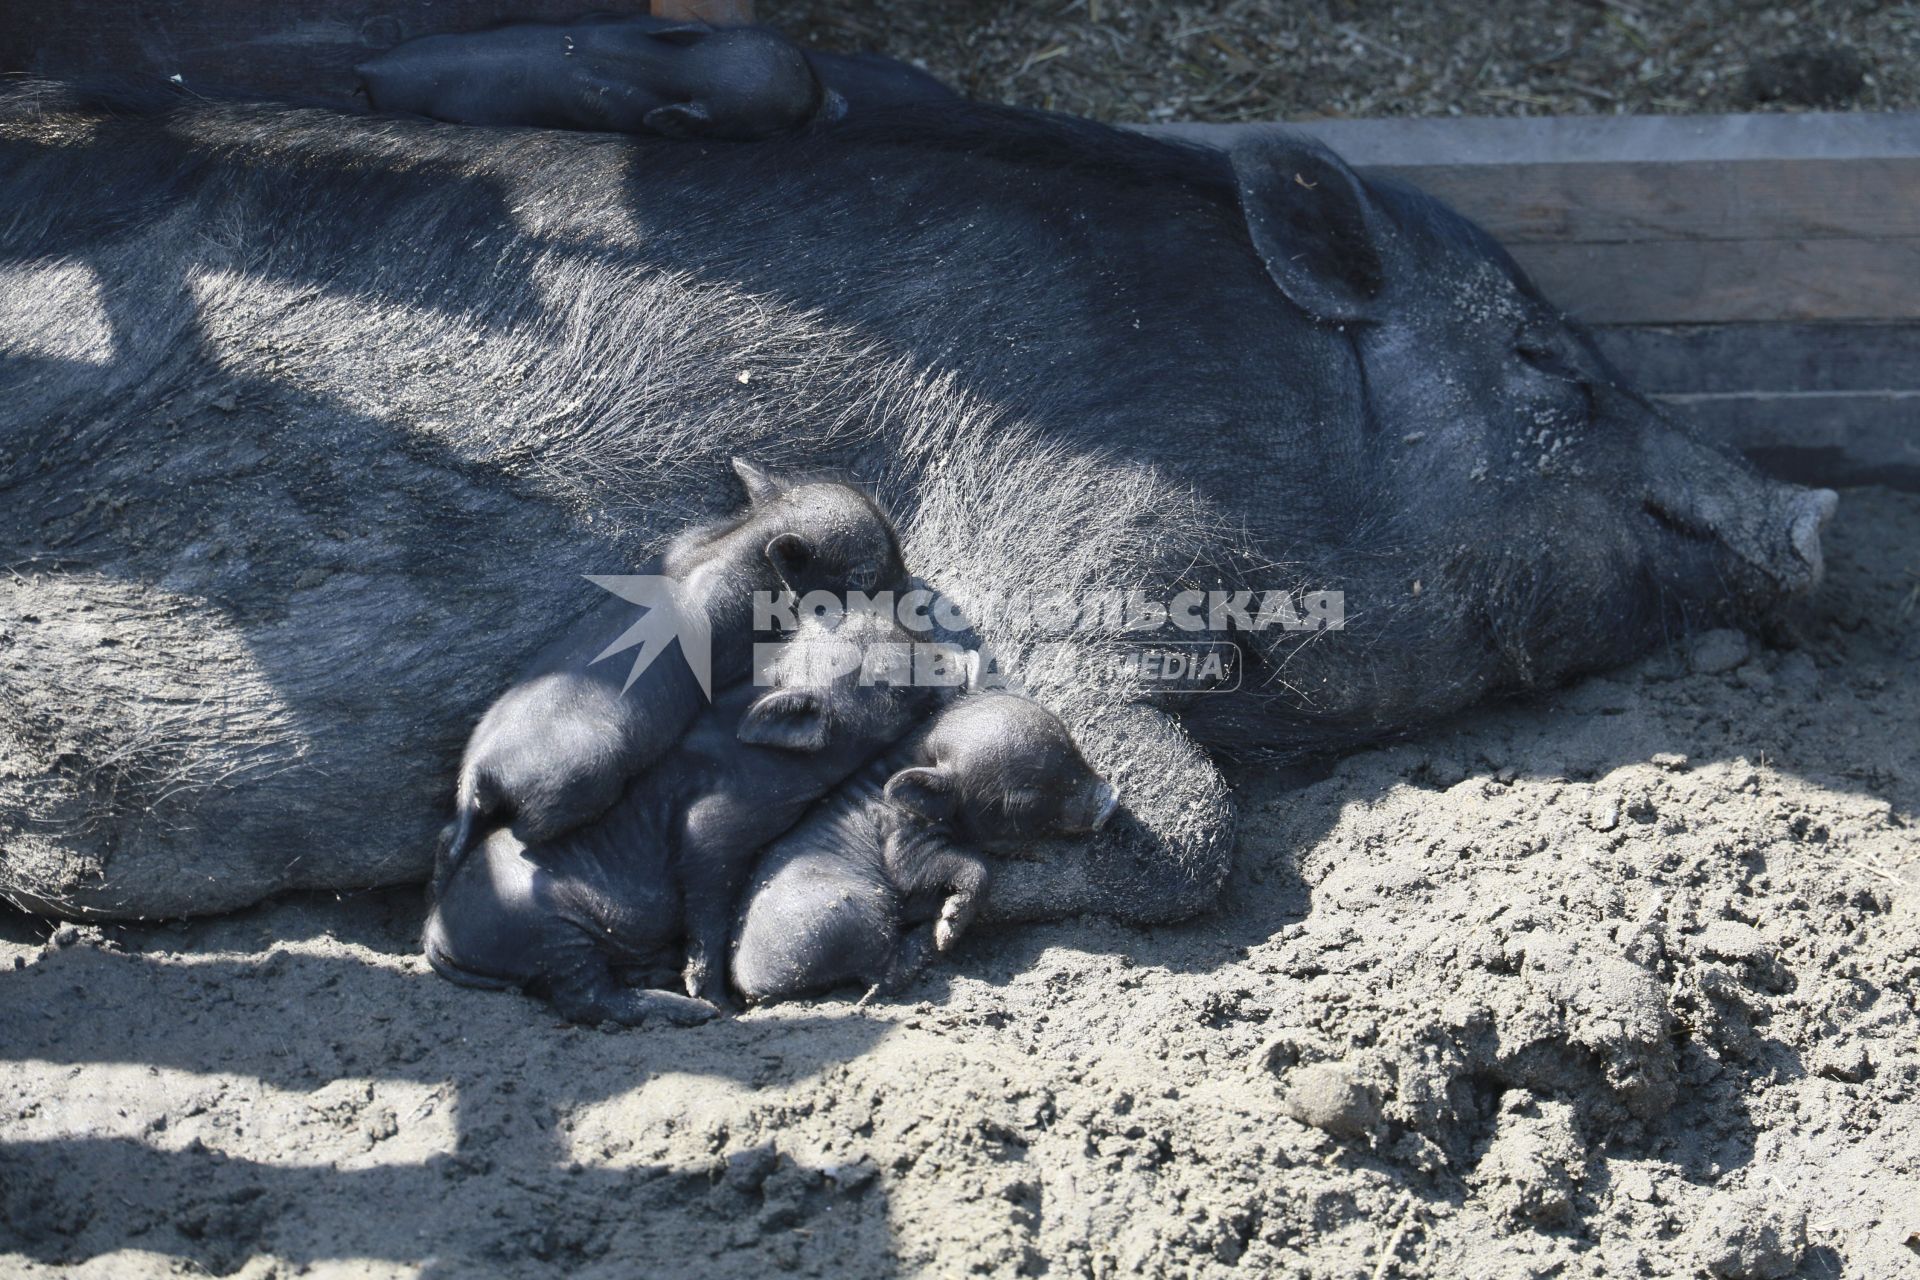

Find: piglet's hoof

[682,953,712,1000]
[933,895,976,953]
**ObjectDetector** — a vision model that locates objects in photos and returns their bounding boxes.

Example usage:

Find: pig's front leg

[884,826,990,952]
[981,702,1236,926]
[909,847,992,953]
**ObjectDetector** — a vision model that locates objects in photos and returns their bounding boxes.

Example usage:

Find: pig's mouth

[1641,495,1717,545]
[1783,488,1839,592]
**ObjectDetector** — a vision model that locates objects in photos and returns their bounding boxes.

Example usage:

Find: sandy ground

[3,482,1915,1278]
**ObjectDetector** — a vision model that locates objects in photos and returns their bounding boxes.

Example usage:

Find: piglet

[438,458,907,876]
[424,606,937,1022]
[730,693,1117,1004]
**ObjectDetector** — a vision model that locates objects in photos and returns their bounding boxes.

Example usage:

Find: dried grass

[762,0,1914,121]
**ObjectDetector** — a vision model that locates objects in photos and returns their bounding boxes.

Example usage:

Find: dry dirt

[3,483,1916,1277]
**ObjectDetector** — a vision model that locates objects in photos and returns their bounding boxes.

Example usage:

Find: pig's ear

[738,688,830,751]
[644,100,715,138]
[1231,135,1386,325]
[732,457,782,505]
[883,767,957,823]
[764,533,813,590]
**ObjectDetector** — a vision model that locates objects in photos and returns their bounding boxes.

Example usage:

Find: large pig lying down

[0,82,1837,925]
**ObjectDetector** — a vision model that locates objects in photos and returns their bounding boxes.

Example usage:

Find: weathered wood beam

[1520,240,1920,325]
[1174,110,1920,166]
[1589,325,1920,488]
[1590,324,1920,395]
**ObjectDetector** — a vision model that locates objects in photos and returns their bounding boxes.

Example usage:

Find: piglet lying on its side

[358,16,830,140]
[356,13,957,141]
[731,693,1118,1004]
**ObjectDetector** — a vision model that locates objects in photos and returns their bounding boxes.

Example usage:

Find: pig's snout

[1785,487,1839,592]
[1641,428,1839,601]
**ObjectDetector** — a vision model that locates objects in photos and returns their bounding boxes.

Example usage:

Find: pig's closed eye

[1000,788,1044,816]
[1516,339,1580,383]
[1516,340,1595,420]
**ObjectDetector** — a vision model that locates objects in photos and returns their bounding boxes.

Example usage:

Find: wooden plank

[1157,112,1920,168]
[1589,324,1920,396]
[1582,325,1920,488]
[1677,391,1920,489]
[1364,158,1920,245]
[1159,118,1920,245]
[1517,238,1920,325]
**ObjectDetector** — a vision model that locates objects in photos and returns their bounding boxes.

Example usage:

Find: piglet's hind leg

[861,924,936,1004]
[544,960,718,1027]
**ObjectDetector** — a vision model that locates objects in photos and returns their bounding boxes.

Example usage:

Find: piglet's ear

[645,100,715,138]
[738,688,830,751]
[883,766,957,823]
[1231,134,1387,325]
[764,532,813,590]
[731,456,782,505]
